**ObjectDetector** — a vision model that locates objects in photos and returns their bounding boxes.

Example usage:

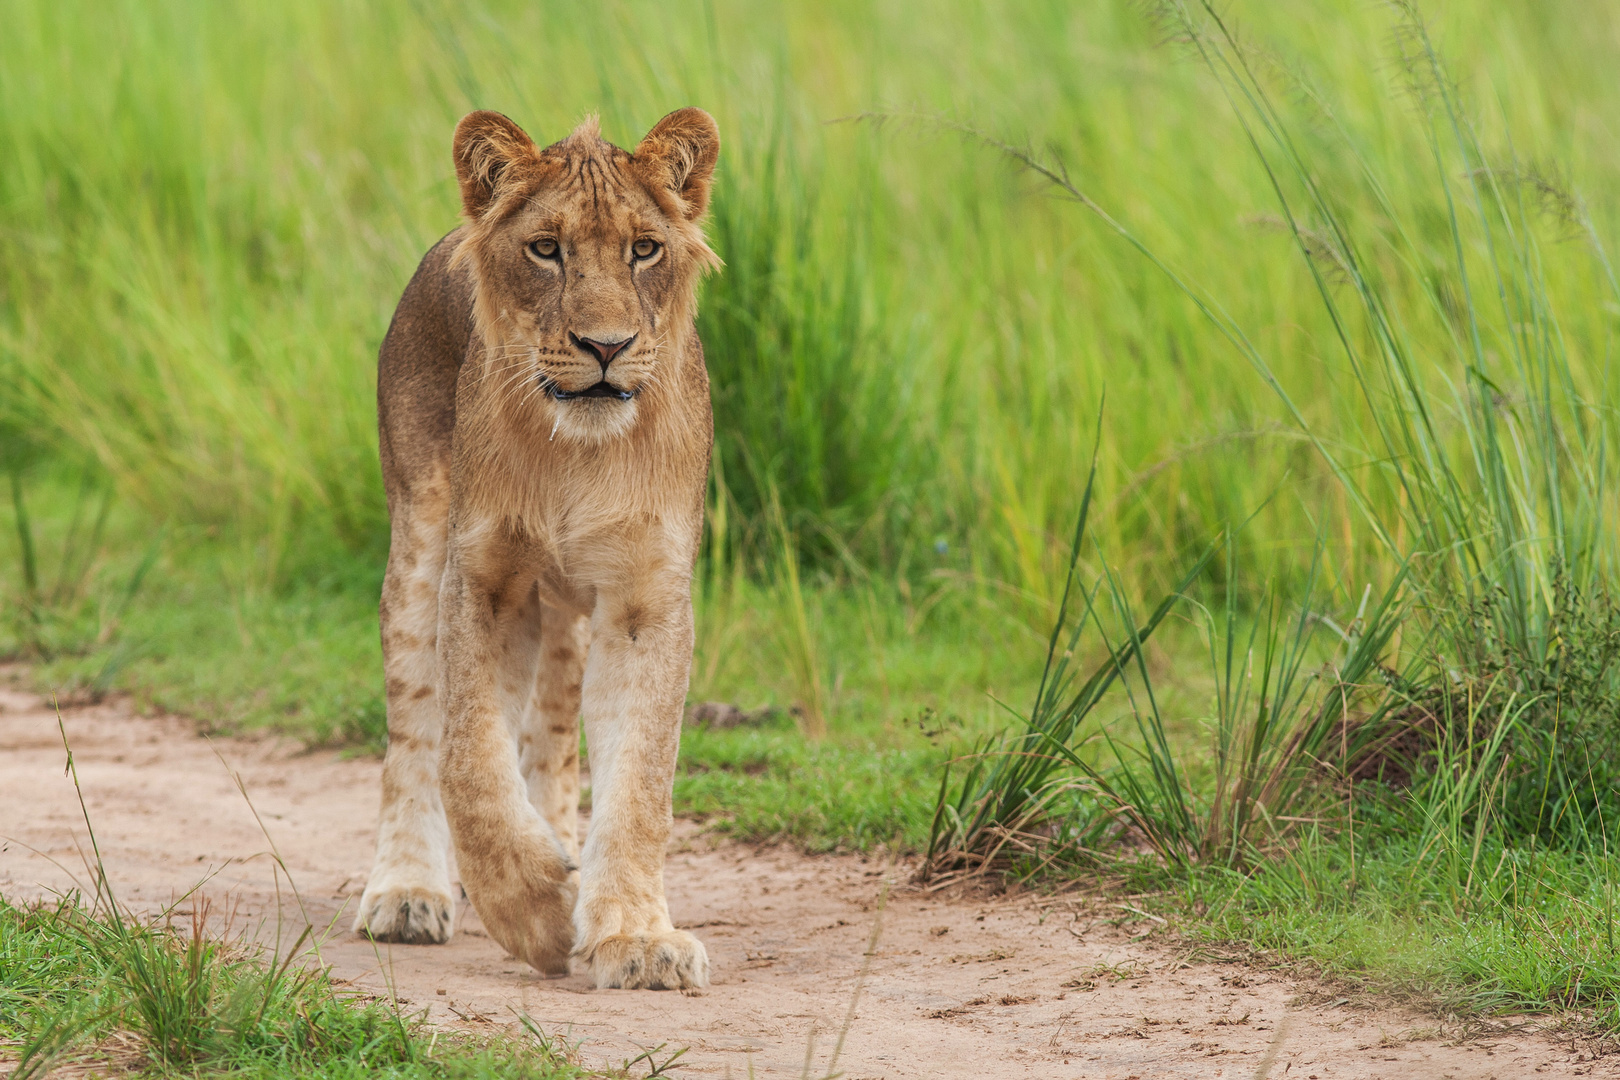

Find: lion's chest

[452,461,700,619]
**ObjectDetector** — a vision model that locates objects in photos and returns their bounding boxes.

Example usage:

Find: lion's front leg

[355,500,455,946]
[574,586,708,990]
[437,555,577,975]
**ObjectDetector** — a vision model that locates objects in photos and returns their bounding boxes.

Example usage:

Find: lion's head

[450,108,720,443]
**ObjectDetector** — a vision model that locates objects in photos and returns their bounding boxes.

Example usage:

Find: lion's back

[377,230,476,510]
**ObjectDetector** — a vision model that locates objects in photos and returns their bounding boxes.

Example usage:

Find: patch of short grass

[0,895,588,1079]
[675,721,944,851]
[1168,806,1620,1028]
[14,539,389,749]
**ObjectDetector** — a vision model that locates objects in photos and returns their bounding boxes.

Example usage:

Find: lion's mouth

[549,380,634,402]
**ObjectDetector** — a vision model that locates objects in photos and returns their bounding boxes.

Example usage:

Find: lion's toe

[587,930,709,990]
[354,885,455,945]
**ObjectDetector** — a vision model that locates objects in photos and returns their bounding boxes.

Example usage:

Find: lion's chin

[549,380,635,402]
[547,396,640,443]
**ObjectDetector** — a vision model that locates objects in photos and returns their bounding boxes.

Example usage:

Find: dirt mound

[0,680,1602,1077]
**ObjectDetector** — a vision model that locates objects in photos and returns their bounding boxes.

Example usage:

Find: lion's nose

[573,334,635,373]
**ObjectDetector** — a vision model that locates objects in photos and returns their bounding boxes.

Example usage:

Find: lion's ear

[632,108,720,222]
[453,111,539,220]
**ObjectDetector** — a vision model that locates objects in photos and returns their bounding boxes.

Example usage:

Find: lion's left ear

[632,108,720,222]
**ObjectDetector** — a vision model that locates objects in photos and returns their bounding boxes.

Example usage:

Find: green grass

[1175,805,1620,1025]
[0,896,588,1079]
[676,722,945,851]
[6,0,1619,601]
[6,0,1620,1048]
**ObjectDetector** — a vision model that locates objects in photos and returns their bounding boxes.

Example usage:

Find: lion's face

[451,110,719,443]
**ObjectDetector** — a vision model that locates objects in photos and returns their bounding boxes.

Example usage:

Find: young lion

[353,108,720,991]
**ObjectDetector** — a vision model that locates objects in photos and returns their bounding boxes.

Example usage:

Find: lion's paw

[586,930,710,990]
[353,884,455,945]
[464,872,577,977]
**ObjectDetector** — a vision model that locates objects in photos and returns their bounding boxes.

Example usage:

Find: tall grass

[924,443,1214,881]
[699,120,914,561]
[6,0,1618,614]
[912,10,1620,996]
[928,0,1620,877]
[1076,537,1407,867]
[1156,0,1620,829]
[925,490,1407,880]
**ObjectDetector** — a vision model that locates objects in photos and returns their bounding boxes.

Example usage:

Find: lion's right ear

[452,111,539,220]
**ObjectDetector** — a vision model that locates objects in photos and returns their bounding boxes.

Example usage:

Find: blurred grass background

[1,0,1617,749]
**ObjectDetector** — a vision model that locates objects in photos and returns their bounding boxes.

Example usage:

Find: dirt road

[0,681,1607,1078]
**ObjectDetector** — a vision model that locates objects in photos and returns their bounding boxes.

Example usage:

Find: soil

[1,681,1612,1078]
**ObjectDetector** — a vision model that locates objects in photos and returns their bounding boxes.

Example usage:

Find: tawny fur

[354,108,721,990]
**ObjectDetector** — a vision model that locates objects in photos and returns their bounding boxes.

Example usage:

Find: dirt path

[0,682,1608,1078]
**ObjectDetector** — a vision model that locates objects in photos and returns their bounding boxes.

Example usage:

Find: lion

[352,107,721,991]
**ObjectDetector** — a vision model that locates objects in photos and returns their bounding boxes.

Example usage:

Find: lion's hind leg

[354,498,456,945]
[515,604,588,861]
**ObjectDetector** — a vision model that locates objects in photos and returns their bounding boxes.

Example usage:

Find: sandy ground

[1,681,1613,1079]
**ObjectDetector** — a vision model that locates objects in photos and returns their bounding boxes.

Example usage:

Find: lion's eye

[632,238,660,261]
[528,238,560,260]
